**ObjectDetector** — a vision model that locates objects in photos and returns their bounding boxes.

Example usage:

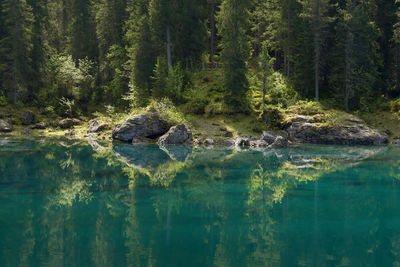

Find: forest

[1,0,400,117]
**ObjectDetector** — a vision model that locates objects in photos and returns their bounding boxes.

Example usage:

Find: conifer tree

[0,0,34,103]
[218,0,251,111]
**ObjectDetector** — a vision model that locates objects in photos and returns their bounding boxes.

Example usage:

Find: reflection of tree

[2,138,400,266]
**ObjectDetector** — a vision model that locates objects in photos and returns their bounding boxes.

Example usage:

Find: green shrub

[286,100,324,116]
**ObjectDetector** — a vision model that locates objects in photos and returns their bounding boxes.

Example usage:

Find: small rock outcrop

[32,122,47,130]
[21,128,32,136]
[158,124,192,146]
[112,113,170,142]
[269,135,288,148]
[392,136,400,146]
[260,131,277,145]
[235,137,250,148]
[285,115,388,145]
[59,119,75,129]
[87,119,111,133]
[22,111,35,125]
[0,119,12,133]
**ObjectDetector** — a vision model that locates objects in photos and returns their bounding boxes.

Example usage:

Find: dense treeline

[1,0,400,113]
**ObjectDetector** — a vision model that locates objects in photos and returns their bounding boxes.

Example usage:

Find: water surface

[0,137,399,266]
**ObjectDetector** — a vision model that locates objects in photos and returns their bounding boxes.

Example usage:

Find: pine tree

[69,0,97,61]
[125,0,156,106]
[0,0,34,103]
[218,0,251,112]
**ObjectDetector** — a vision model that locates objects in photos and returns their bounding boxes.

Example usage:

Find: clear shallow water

[0,138,399,267]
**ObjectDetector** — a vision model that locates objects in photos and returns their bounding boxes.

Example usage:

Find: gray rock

[72,118,81,126]
[32,122,47,130]
[7,118,15,125]
[260,131,276,144]
[224,131,233,137]
[21,128,32,136]
[22,111,35,125]
[87,119,111,133]
[204,139,214,146]
[235,137,250,148]
[392,136,400,146]
[158,124,192,145]
[269,136,288,148]
[279,130,289,139]
[65,130,76,137]
[112,112,170,142]
[286,121,388,145]
[0,119,12,133]
[59,119,75,129]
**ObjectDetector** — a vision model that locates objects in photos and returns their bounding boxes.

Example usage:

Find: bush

[286,100,324,116]
[146,98,186,124]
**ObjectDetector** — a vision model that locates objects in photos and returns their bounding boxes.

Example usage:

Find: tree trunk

[166,25,172,71]
[314,0,320,101]
[209,0,216,62]
[345,3,353,113]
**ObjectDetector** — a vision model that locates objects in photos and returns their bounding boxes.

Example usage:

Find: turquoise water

[0,138,400,266]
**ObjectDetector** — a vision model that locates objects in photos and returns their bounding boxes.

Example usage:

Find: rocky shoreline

[1,110,399,148]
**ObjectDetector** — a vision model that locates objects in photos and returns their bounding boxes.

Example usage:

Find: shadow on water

[0,137,399,266]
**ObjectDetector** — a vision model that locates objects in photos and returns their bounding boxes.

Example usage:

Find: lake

[0,137,399,266]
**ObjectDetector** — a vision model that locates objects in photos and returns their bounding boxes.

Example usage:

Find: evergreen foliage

[0,0,399,113]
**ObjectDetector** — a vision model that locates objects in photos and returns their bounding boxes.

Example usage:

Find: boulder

[59,119,75,129]
[7,118,15,125]
[72,118,81,126]
[22,111,35,125]
[235,137,250,148]
[32,122,47,130]
[392,136,400,146]
[21,128,32,136]
[204,139,214,146]
[260,131,276,144]
[158,124,192,146]
[87,119,111,133]
[223,131,233,137]
[269,135,288,148]
[112,112,170,142]
[285,116,388,146]
[0,119,12,133]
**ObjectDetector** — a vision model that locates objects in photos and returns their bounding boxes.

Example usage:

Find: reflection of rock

[158,124,192,145]
[112,113,170,142]
[250,140,268,148]
[113,143,170,170]
[286,115,388,145]
[160,145,192,162]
